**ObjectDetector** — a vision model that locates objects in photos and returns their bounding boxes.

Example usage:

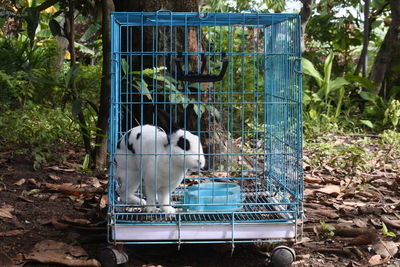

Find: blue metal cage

[108,12,303,245]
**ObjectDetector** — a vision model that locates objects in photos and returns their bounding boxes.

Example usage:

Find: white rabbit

[114,108,205,213]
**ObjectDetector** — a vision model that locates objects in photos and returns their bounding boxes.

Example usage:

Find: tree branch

[354,0,390,76]
[299,0,314,53]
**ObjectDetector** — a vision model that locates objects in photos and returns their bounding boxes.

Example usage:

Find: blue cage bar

[108,12,303,244]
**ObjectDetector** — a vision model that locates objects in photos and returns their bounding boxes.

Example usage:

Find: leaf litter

[0,134,399,266]
[297,134,400,265]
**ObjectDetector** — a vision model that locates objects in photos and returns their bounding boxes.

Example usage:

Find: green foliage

[0,102,81,169]
[0,36,59,73]
[319,220,335,239]
[305,138,370,173]
[344,75,400,130]
[384,100,400,128]
[381,222,396,237]
[202,0,286,12]
[302,53,349,121]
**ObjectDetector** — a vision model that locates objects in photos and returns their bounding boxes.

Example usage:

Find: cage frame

[108,11,303,245]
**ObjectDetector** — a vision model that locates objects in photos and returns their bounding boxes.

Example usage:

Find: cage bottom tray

[109,184,300,242]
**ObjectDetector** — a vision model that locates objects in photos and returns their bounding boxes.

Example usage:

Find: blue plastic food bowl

[184,182,242,212]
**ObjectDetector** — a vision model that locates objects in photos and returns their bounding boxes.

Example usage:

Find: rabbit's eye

[177,136,190,151]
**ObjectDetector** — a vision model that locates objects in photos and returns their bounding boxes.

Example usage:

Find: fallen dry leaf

[87,177,101,188]
[308,209,339,219]
[60,216,91,226]
[48,174,61,181]
[100,194,108,209]
[18,195,34,203]
[316,184,341,195]
[44,183,103,197]
[13,178,26,186]
[342,201,367,207]
[372,240,398,258]
[0,229,29,237]
[0,204,14,219]
[368,255,390,266]
[25,240,100,267]
[46,166,76,172]
[352,218,368,228]
[381,215,400,229]
[27,178,40,187]
[304,175,321,183]
[51,219,69,230]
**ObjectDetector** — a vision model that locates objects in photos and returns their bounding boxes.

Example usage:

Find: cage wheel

[270,245,295,267]
[96,244,129,267]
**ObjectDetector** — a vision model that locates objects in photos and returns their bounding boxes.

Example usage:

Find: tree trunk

[299,0,314,53]
[112,0,243,171]
[355,0,370,77]
[369,0,400,94]
[113,0,200,132]
[93,0,114,170]
[67,0,92,155]
[354,1,390,76]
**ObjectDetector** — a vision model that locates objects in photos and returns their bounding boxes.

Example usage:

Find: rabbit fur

[114,110,205,213]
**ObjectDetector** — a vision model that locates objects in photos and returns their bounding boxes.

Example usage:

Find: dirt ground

[0,135,399,267]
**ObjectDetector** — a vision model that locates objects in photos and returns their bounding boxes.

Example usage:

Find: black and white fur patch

[177,136,190,151]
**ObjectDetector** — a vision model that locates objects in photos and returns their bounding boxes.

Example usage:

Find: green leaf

[170,92,185,104]
[72,99,83,119]
[344,74,375,92]
[0,18,6,29]
[80,22,101,42]
[25,7,40,48]
[388,86,400,100]
[49,19,61,37]
[309,109,317,120]
[132,79,152,101]
[82,154,90,169]
[65,64,80,88]
[335,87,345,118]
[121,58,128,75]
[75,42,95,56]
[323,51,334,102]
[192,103,206,118]
[359,91,377,105]
[22,188,42,196]
[302,58,323,86]
[320,220,335,233]
[381,222,396,237]
[360,120,374,128]
[329,77,349,92]
[206,105,221,120]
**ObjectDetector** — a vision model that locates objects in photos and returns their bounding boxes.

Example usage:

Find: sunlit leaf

[329,77,349,92]
[302,58,323,86]
[360,120,374,128]
[121,58,128,75]
[80,22,101,42]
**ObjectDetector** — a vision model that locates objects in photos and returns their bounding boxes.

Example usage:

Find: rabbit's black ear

[153,105,180,134]
[179,103,194,129]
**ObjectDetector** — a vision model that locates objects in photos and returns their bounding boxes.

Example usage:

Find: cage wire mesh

[108,12,303,243]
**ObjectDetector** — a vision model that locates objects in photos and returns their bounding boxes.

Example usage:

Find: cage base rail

[111,223,296,241]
